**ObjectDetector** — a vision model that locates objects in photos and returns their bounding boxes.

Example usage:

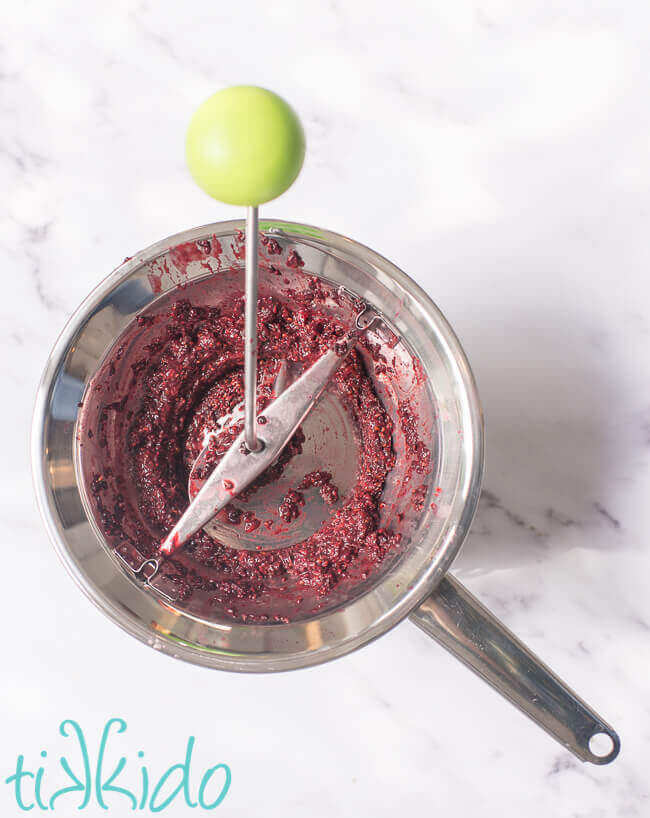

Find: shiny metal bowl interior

[32,220,483,671]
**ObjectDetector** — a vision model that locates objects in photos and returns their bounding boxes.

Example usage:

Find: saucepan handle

[409,575,620,764]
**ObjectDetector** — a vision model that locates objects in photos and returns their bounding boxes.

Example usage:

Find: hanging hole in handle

[587,730,620,764]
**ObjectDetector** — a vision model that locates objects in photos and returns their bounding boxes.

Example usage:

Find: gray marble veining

[1,1,649,815]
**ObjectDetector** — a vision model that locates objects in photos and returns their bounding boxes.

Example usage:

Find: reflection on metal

[50,373,84,421]
[304,621,324,651]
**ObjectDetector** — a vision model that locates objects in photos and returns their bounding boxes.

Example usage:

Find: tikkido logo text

[4,718,231,812]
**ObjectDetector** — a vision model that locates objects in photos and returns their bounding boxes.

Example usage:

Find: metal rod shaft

[244,205,259,452]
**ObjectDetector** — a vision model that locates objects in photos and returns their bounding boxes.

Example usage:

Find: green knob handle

[185,85,306,207]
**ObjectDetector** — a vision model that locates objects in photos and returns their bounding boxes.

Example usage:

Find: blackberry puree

[80,243,432,623]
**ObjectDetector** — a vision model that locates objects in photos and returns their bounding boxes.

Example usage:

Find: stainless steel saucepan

[32,220,620,765]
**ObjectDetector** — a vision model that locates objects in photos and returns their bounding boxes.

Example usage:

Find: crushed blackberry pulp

[80,242,433,624]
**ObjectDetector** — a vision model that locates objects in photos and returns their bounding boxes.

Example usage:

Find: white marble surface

[2,0,650,815]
